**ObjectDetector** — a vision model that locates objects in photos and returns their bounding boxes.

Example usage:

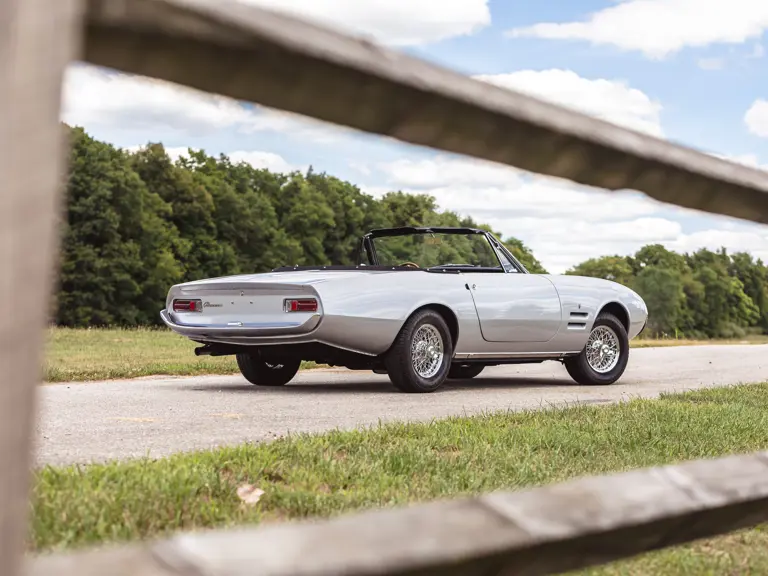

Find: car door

[464,255,562,343]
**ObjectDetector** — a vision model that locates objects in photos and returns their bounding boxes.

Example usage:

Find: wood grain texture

[6,2,768,575]
[25,451,768,576]
[0,2,84,576]
[80,0,768,224]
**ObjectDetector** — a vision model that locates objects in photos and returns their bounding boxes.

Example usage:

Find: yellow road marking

[110,417,157,423]
[211,413,244,419]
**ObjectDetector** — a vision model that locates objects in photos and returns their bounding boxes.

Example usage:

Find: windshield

[370,232,504,270]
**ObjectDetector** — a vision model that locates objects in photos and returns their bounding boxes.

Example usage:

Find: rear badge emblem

[203,301,223,308]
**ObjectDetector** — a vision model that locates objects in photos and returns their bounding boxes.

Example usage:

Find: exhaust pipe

[194,343,244,357]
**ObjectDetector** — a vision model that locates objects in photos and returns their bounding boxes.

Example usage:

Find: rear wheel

[385,309,453,393]
[236,354,301,386]
[564,312,629,385]
[448,363,485,379]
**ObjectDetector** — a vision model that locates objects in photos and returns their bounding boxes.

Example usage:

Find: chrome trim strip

[453,351,581,360]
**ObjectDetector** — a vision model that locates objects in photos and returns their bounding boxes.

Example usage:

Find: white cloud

[242,0,490,46]
[227,151,301,173]
[374,153,665,271]
[491,217,685,273]
[370,68,677,271]
[154,147,189,163]
[125,145,301,173]
[350,162,372,176]
[474,69,663,136]
[374,148,768,273]
[507,0,768,59]
[381,155,523,189]
[540,221,768,273]
[124,144,191,162]
[390,179,660,223]
[667,226,768,263]
[62,65,346,142]
[745,100,768,137]
[697,57,724,70]
[62,2,492,145]
[711,151,768,171]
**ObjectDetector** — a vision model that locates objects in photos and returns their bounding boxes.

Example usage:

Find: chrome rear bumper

[159,309,322,339]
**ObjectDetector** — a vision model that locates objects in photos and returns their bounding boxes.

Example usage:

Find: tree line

[566,244,768,339]
[56,125,768,339]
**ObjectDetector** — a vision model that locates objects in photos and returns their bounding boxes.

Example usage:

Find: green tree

[134,144,234,281]
[631,266,685,337]
[729,252,768,331]
[502,237,547,274]
[184,150,301,272]
[687,248,760,337]
[54,125,768,338]
[566,255,634,286]
[57,128,180,326]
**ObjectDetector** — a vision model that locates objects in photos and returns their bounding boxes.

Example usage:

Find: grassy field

[31,382,768,574]
[631,335,768,348]
[44,327,768,383]
[44,327,315,382]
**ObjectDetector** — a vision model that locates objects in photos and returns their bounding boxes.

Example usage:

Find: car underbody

[192,339,572,371]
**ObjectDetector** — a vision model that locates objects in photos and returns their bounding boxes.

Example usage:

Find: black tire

[384,309,453,393]
[236,353,301,386]
[447,363,485,379]
[564,312,629,385]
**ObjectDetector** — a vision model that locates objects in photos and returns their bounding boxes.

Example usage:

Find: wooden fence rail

[25,450,768,576]
[85,0,768,224]
[2,1,768,575]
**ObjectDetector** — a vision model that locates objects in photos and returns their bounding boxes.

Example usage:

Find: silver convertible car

[161,227,648,393]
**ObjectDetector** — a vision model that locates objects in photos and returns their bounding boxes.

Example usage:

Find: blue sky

[62,0,768,272]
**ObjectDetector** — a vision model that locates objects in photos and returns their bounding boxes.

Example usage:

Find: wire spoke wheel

[410,323,444,379]
[385,309,453,393]
[236,354,301,386]
[585,325,621,373]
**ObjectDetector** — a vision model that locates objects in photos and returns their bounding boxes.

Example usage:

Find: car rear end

[160,275,324,344]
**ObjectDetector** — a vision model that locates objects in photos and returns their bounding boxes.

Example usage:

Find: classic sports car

[161,227,648,393]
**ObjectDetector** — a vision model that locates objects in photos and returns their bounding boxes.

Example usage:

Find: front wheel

[384,309,453,393]
[564,312,629,385]
[236,354,301,386]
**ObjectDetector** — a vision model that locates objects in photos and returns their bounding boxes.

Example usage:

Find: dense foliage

[56,126,545,327]
[57,126,768,339]
[567,245,768,339]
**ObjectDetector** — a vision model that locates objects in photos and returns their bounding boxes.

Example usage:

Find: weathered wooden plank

[81,0,768,224]
[0,2,85,576]
[25,450,768,576]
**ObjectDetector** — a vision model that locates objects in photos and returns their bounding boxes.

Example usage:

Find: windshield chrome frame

[361,227,529,274]
[483,231,529,274]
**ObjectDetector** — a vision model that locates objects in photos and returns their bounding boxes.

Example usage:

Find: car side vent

[567,311,588,330]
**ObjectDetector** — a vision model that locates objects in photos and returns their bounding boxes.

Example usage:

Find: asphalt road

[35,345,768,467]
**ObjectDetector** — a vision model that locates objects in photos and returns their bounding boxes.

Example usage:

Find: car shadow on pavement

[182,375,576,395]
[442,376,574,390]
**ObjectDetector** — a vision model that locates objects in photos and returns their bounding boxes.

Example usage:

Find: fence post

[0,2,83,575]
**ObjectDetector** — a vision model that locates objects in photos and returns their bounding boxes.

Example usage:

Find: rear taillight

[173,299,202,312]
[283,298,318,313]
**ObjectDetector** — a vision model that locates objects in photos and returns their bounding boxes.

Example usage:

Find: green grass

[43,327,317,382]
[44,327,768,383]
[633,334,768,348]
[31,383,768,574]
